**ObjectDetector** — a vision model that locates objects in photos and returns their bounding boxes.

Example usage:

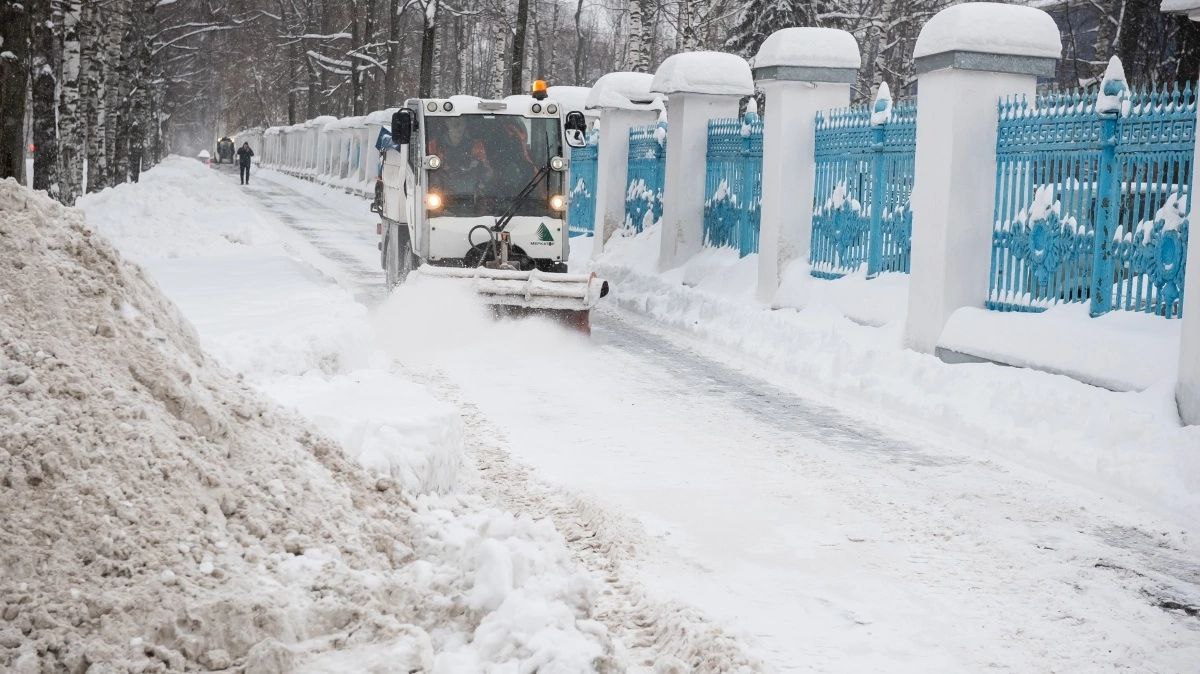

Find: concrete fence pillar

[1162,0,1200,423]
[585,72,663,253]
[752,28,860,302]
[651,52,753,270]
[902,3,1062,353]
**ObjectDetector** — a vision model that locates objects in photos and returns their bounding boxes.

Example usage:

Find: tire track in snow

[396,363,764,672]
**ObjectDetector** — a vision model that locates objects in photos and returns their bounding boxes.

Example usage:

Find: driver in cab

[427,117,491,198]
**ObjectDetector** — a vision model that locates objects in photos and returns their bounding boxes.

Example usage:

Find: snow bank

[35,161,626,671]
[914,2,1062,59]
[651,51,754,96]
[1,177,437,670]
[586,225,1200,525]
[586,72,663,110]
[939,305,1180,392]
[262,370,463,494]
[753,27,861,70]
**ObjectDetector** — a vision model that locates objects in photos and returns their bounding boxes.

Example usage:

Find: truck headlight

[425,193,443,210]
[547,104,558,115]
[549,194,566,211]
[425,154,441,170]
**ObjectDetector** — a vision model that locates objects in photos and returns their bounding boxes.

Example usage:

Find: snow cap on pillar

[1161,0,1200,20]
[650,51,754,96]
[585,72,663,111]
[752,27,861,84]
[913,2,1062,77]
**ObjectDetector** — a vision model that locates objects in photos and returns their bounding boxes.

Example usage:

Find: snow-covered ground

[66,158,1200,672]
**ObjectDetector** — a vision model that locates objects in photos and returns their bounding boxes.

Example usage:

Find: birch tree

[0,0,30,182]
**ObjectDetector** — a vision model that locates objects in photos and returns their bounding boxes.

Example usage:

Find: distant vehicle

[216,137,235,164]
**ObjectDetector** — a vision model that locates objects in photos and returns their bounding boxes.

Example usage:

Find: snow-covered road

[194,164,1200,670]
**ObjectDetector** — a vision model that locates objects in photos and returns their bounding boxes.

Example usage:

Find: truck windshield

[425,115,564,218]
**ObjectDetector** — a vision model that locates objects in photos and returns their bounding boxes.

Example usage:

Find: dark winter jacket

[236,146,254,166]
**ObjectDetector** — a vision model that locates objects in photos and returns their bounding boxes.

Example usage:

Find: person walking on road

[237,142,254,185]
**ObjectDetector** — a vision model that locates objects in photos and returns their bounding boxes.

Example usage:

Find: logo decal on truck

[536,223,555,243]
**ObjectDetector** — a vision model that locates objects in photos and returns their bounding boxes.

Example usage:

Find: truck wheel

[384,223,417,288]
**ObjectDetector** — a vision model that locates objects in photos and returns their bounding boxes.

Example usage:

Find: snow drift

[0,177,621,672]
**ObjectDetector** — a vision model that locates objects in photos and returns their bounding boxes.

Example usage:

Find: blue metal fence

[626,122,667,232]
[987,82,1194,318]
[810,94,916,278]
[703,111,764,256]
[568,131,599,237]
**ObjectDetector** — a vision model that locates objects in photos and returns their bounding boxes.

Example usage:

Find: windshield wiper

[493,163,551,233]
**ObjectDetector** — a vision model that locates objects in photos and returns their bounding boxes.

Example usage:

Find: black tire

[384,222,417,288]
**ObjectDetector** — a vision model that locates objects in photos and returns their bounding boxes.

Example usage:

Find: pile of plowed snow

[0,178,621,672]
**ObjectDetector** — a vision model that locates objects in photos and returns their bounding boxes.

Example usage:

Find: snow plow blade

[413,266,609,333]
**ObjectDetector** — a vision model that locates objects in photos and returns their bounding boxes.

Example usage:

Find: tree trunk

[510,0,530,93]
[58,0,83,202]
[573,0,585,85]
[0,0,30,182]
[491,1,508,97]
[30,0,59,194]
[350,0,364,115]
[106,6,130,187]
[625,0,644,72]
[305,0,319,117]
[418,0,438,97]
[385,0,407,105]
[81,0,105,192]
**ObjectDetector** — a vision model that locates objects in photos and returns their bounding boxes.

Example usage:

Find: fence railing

[626,122,667,233]
[810,90,916,278]
[568,132,599,237]
[703,112,764,256]
[987,83,1194,318]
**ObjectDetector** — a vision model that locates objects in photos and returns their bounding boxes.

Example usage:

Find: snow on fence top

[752,27,861,70]
[305,115,337,128]
[651,51,754,96]
[586,72,663,110]
[364,107,399,125]
[914,2,1062,59]
[324,115,366,131]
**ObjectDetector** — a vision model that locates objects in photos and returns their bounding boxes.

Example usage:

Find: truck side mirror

[391,108,414,145]
[564,111,587,149]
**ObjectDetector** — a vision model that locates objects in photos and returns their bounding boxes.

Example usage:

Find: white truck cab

[377,89,589,287]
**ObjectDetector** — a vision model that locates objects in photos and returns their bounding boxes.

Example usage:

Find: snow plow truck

[373,81,608,332]
[216,137,235,164]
